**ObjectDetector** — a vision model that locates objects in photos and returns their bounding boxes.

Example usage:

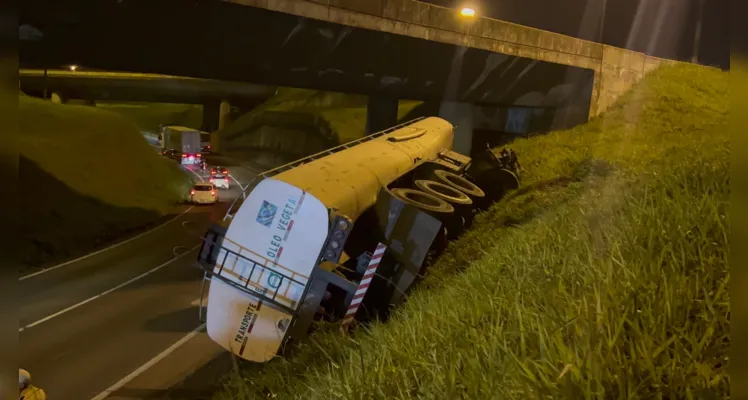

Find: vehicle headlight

[337,220,349,231]
[329,240,340,250]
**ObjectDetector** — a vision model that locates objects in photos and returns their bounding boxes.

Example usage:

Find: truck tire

[497,168,520,191]
[414,179,472,206]
[433,170,485,199]
[471,168,520,205]
[391,187,466,240]
[390,188,454,214]
[415,179,474,231]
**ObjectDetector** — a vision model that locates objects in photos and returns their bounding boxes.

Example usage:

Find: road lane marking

[20,207,194,281]
[89,323,207,400]
[228,173,246,191]
[183,165,205,182]
[19,244,200,333]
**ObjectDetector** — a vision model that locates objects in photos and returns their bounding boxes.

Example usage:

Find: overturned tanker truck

[195,116,521,363]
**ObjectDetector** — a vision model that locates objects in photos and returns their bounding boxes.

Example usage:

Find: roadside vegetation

[217,62,729,399]
[19,94,193,271]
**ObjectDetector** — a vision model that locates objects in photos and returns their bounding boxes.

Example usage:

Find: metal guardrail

[222,117,426,221]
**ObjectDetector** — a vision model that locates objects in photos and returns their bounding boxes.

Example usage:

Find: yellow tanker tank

[197,116,520,364]
[271,116,454,221]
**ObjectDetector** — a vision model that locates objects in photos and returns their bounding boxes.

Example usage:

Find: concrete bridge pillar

[203,99,234,133]
[202,101,219,133]
[366,94,399,135]
[439,102,473,156]
[50,92,65,104]
[218,100,231,130]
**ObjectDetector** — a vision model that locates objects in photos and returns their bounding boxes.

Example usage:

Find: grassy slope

[19,94,193,268]
[218,63,730,399]
[218,88,421,146]
[97,102,203,135]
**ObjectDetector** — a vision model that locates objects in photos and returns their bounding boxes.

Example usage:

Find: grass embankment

[218,88,421,148]
[96,101,203,137]
[19,94,193,270]
[218,63,730,399]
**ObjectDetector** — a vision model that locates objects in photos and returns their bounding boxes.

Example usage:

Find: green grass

[96,101,203,135]
[216,63,729,399]
[19,94,193,269]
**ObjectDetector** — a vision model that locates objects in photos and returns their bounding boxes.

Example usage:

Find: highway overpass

[19,0,677,154]
[19,69,277,131]
[233,0,678,117]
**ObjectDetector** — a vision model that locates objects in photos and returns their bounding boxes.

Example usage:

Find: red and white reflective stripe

[341,242,387,328]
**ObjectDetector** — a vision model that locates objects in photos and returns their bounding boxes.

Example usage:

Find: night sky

[18,0,730,71]
[422,0,729,69]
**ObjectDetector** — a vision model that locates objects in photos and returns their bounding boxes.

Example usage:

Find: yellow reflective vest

[20,385,46,400]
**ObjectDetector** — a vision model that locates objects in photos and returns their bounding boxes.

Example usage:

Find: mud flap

[373,188,444,306]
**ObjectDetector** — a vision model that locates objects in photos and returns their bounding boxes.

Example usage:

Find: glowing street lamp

[69,64,78,71]
[460,7,476,17]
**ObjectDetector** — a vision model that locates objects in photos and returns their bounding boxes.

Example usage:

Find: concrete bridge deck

[19,69,277,104]
[229,0,678,117]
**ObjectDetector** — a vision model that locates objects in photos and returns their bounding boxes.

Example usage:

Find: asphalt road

[20,158,262,399]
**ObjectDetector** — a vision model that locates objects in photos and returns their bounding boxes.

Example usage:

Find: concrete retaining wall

[228,0,683,118]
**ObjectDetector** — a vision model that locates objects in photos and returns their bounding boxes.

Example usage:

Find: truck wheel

[414,180,472,206]
[391,188,465,240]
[415,179,474,231]
[390,188,454,214]
[433,170,485,199]
[497,168,520,191]
[471,168,519,206]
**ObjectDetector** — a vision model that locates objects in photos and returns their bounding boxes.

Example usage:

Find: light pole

[691,0,705,64]
[43,67,48,99]
[600,0,607,43]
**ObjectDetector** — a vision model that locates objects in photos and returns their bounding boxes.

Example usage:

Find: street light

[460,7,476,17]
[69,64,78,71]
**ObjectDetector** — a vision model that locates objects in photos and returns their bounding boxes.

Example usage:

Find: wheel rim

[434,170,485,198]
[415,180,472,205]
[498,169,520,191]
[391,188,455,214]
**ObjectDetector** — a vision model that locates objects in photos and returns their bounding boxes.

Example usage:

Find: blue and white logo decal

[256,200,278,227]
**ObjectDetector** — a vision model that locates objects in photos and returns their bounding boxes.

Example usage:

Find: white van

[210,174,230,190]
